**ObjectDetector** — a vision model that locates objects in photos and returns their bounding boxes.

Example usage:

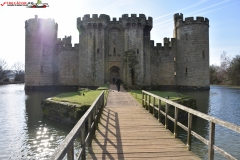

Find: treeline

[210,52,240,85]
[0,59,25,83]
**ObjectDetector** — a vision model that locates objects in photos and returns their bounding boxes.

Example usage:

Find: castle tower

[121,14,153,85]
[25,15,57,88]
[174,13,209,89]
[77,14,109,86]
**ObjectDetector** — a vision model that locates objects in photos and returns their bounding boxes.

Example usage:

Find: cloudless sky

[0,0,240,67]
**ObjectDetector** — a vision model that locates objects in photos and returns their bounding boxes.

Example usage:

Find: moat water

[0,84,240,159]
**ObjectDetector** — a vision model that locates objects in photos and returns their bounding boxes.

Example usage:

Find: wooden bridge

[51,85,240,160]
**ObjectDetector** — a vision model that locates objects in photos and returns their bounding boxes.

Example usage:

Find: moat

[0,84,240,159]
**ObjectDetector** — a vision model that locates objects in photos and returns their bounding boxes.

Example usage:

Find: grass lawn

[51,90,103,106]
[97,83,110,90]
[51,83,110,106]
[130,90,195,108]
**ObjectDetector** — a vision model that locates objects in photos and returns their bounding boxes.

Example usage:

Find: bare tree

[12,61,24,73]
[0,59,10,82]
[217,51,231,84]
[12,61,25,82]
[228,55,240,85]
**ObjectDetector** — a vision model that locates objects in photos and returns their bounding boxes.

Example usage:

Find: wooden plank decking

[87,85,200,160]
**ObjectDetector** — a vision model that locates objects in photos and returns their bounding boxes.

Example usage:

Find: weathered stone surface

[41,98,90,125]
[25,13,209,90]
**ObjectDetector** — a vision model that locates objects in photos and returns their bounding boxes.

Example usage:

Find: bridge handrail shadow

[51,91,105,160]
[142,90,240,160]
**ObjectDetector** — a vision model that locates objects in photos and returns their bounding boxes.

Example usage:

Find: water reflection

[177,86,240,160]
[24,90,74,159]
[0,84,240,159]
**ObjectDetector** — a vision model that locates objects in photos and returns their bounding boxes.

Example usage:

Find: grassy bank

[130,90,196,109]
[51,84,109,106]
[51,90,103,106]
[42,84,109,125]
[130,90,189,103]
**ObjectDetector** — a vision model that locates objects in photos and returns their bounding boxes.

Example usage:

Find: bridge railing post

[187,113,192,151]
[208,122,215,160]
[144,93,147,109]
[148,95,151,113]
[153,97,155,117]
[158,99,161,123]
[142,92,144,108]
[165,103,169,129]
[87,112,92,152]
[81,124,86,160]
[67,143,74,160]
[174,107,178,138]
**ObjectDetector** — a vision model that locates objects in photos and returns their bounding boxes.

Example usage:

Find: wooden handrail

[51,91,105,160]
[142,90,240,160]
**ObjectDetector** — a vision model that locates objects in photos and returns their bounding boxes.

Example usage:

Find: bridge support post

[67,143,74,160]
[153,97,155,116]
[148,95,151,113]
[187,113,192,151]
[165,103,169,129]
[158,99,161,122]
[144,93,147,109]
[208,122,215,160]
[174,107,178,138]
[81,124,86,160]
[87,112,93,152]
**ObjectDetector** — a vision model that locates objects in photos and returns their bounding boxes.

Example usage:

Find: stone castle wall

[150,38,177,86]
[57,37,79,85]
[25,13,210,90]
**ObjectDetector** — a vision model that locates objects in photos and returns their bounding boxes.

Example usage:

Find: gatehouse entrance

[110,66,120,82]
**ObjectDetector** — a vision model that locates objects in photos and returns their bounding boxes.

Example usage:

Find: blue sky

[0,0,240,67]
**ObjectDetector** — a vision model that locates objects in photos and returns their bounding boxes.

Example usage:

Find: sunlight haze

[0,0,240,67]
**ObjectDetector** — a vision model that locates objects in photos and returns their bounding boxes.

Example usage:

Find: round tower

[25,15,58,88]
[174,13,209,89]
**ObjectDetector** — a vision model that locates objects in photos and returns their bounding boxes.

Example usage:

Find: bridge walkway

[87,85,200,160]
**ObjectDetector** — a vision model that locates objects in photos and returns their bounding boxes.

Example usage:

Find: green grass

[51,90,103,106]
[130,90,191,106]
[97,83,110,90]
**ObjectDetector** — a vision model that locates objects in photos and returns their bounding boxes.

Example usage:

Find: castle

[25,13,210,90]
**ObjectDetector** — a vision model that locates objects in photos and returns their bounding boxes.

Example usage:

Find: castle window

[137,49,139,54]
[63,44,65,48]
[97,48,99,54]
[114,47,115,53]
[185,67,188,74]
[202,50,205,59]
[185,34,188,40]
[41,65,44,73]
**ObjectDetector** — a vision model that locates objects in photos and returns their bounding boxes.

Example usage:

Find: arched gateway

[109,66,120,82]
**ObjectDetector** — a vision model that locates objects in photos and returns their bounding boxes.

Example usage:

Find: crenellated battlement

[150,38,176,51]
[56,36,79,51]
[77,14,110,28]
[174,13,209,28]
[77,14,152,30]
[25,15,57,29]
[121,14,152,27]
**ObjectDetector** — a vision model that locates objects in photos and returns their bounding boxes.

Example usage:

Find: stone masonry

[25,13,210,90]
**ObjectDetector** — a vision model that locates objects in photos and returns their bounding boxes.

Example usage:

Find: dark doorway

[110,66,120,82]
